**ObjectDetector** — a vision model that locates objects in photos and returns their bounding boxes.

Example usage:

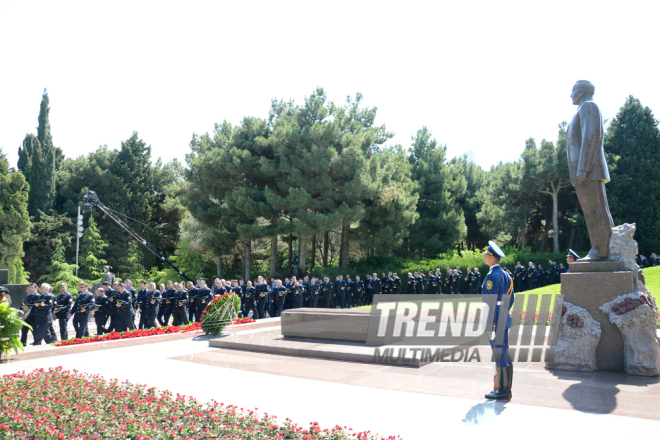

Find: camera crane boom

[82,190,193,283]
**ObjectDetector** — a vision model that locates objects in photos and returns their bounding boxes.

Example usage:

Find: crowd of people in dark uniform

[24,250,651,346]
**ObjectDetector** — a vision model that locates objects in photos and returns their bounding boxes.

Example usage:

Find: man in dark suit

[567,80,614,261]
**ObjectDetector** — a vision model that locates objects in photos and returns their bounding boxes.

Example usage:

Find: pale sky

[1,1,658,172]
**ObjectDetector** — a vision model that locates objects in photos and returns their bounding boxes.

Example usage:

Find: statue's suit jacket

[566,101,610,184]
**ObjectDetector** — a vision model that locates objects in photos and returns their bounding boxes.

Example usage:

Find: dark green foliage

[606,96,660,254]
[0,150,31,284]
[407,127,467,257]
[38,241,81,287]
[22,212,73,281]
[78,215,108,281]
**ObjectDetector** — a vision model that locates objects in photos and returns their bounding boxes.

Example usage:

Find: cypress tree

[605,96,660,254]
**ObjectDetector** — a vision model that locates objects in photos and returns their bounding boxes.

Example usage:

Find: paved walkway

[2,325,660,439]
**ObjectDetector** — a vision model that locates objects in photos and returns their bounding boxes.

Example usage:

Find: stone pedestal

[560,264,635,371]
[0,269,8,285]
[0,284,29,310]
[281,308,371,342]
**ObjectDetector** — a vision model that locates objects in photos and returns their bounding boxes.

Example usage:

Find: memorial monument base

[556,261,635,371]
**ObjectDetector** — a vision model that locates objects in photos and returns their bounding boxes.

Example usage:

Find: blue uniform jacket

[482,264,514,366]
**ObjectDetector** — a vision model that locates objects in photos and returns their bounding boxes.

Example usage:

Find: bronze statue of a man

[567,80,614,261]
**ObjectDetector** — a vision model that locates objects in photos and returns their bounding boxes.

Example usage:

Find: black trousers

[172,309,188,327]
[20,314,36,345]
[95,314,109,335]
[188,303,197,323]
[33,313,54,345]
[57,316,69,340]
[146,311,158,329]
[244,301,258,319]
[310,297,319,308]
[257,301,266,319]
[107,313,118,332]
[73,312,91,338]
[353,294,362,307]
[276,302,284,316]
[138,310,148,329]
[117,310,136,332]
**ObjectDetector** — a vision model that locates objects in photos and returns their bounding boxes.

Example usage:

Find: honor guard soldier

[335,275,347,308]
[353,276,364,306]
[309,278,321,308]
[243,281,258,319]
[19,284,39,345]
[144,282,161,328]
[274,280,287,316]
[32,283,56,345]
[116,283,136,332]
[526,262,536,290]
[566,249,579,272]
[54,283,73,340]
[196,280,213,322]
[482,241,514,400]
[172,283,189,326]
[321,276,333,308]
[256,276,269,319]
[93,288,109,335]
[70,282,95,339]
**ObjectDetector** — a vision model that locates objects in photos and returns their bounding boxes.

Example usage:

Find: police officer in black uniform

[196,279,213,322]
[172,282,189,326]
[335,275,346,308]
[309,277,320,308]
[19,284,38,345]
[32,283,56,345]
[353,275,364,306]
[274,280,287,316]
[527,262,536,290]
[513,262,525,293]
[103,281,120,332]
[116,283,136,332]
[291,280,304,308]
[393,273,402,295]
[321,276,332,308]
[70,282,95,339]
[135,280,149,329]
[243,281,258,319]
[144,282,161,328]
[256,276,269,319]
[371,273,381,299]
[158,281,176,327]
[187,280,198,323]
[93,287,109,335]
[53,283,73,340]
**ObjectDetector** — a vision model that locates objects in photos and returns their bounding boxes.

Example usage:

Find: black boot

[485,366,512,400]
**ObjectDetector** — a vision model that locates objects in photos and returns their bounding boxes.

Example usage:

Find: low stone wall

[281,308,371,342]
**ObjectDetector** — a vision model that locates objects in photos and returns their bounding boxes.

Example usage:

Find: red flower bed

[0,368,399,439]
[54,317,250,347]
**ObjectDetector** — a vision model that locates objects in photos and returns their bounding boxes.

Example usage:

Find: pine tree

[78,215,108,281]
[605,96,660,254]
[118,240,147,282]
[0,150,31,284]
[38,241,81,287]
[407,127,467,257]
